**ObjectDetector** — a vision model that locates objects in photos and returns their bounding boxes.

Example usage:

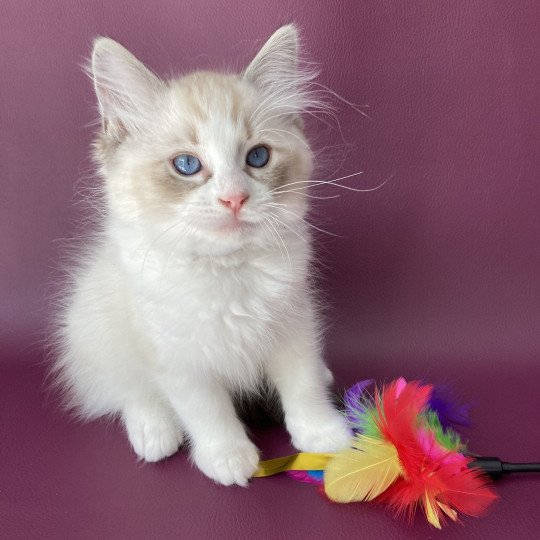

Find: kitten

[54,24,351,486]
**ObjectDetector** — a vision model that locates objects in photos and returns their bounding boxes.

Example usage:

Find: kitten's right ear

[244,24,299,93]
[91,38,163,139]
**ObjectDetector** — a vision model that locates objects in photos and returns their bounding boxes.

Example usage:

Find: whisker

[261,217,286,266]
[258,128,310,149]
[265,204,341,238]
[254,106,335,131]
[269,171,365,193]
[264,215,292,272]
[311,82,373,121]
[264,211,307,243]
[262,127,293,153]
[272,172,393,196]
[274,191,341,200]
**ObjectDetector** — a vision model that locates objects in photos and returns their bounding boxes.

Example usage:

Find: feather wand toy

[253,378,540,529]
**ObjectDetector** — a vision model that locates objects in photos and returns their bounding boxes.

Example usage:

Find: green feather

[421,410,466,452]
[349,403,381,437]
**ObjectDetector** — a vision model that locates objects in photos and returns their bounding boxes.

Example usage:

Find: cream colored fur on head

[54,25,351,486]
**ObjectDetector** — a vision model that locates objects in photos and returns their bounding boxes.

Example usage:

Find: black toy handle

[468,457,540,479]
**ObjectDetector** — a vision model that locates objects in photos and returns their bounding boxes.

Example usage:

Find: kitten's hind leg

[122,399,184,462]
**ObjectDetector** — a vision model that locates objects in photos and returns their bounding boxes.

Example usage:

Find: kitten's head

[91,25,318,255]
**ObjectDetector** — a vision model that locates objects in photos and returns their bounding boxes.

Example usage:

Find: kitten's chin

[186,219,261,256]
[196,234,252,257]
[216,220,249,234]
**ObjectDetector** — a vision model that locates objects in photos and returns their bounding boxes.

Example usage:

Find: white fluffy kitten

[54,24,351,485]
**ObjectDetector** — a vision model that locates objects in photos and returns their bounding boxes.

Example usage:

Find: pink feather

[286,470,323,485]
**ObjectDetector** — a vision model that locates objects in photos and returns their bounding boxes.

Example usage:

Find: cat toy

[253,378,540,529]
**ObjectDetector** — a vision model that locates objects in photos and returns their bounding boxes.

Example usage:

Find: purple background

[1,1,538,538]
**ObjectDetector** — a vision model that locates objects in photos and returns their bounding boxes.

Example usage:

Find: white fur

[53,24,350,486]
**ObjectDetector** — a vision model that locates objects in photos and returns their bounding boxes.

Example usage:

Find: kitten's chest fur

[127,244,306,389]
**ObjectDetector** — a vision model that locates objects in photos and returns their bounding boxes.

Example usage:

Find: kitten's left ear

[243,24,300,92]
[91,38,163,139]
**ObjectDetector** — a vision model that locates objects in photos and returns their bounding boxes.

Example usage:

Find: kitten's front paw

[124,407,184,462]
[289,412,352,453]
[193,439,260,487]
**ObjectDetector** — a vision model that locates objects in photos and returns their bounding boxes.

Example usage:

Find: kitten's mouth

[217,217,252,234]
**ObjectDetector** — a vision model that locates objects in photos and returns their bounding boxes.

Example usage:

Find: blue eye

[172,154,202,175]
[246,145,270,168]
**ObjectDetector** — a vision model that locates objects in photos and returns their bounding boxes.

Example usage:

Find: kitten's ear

[91,38,163,139]
[244,24,317,125]
[243,24,300,92]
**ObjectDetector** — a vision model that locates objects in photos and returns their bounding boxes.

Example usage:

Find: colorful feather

[286,470,324,485]
[343,379,374,430]
[380,453,497,528]
[422,410,465,452]
[372,380,497,528]
[428,383,471,430]
[324,434,403,503]
[257,377,497,529]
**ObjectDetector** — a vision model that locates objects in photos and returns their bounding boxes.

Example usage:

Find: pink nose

[218,193,249,213]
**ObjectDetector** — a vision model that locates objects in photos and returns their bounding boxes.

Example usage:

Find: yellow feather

[424,491,442,529]
[324,434,403,503]
[437,501,458,522]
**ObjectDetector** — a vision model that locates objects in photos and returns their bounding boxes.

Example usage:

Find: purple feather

[344,379,374,426]
[428,384,471,430]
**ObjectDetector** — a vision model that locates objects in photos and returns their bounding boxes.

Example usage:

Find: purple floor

[2,344,538,538]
